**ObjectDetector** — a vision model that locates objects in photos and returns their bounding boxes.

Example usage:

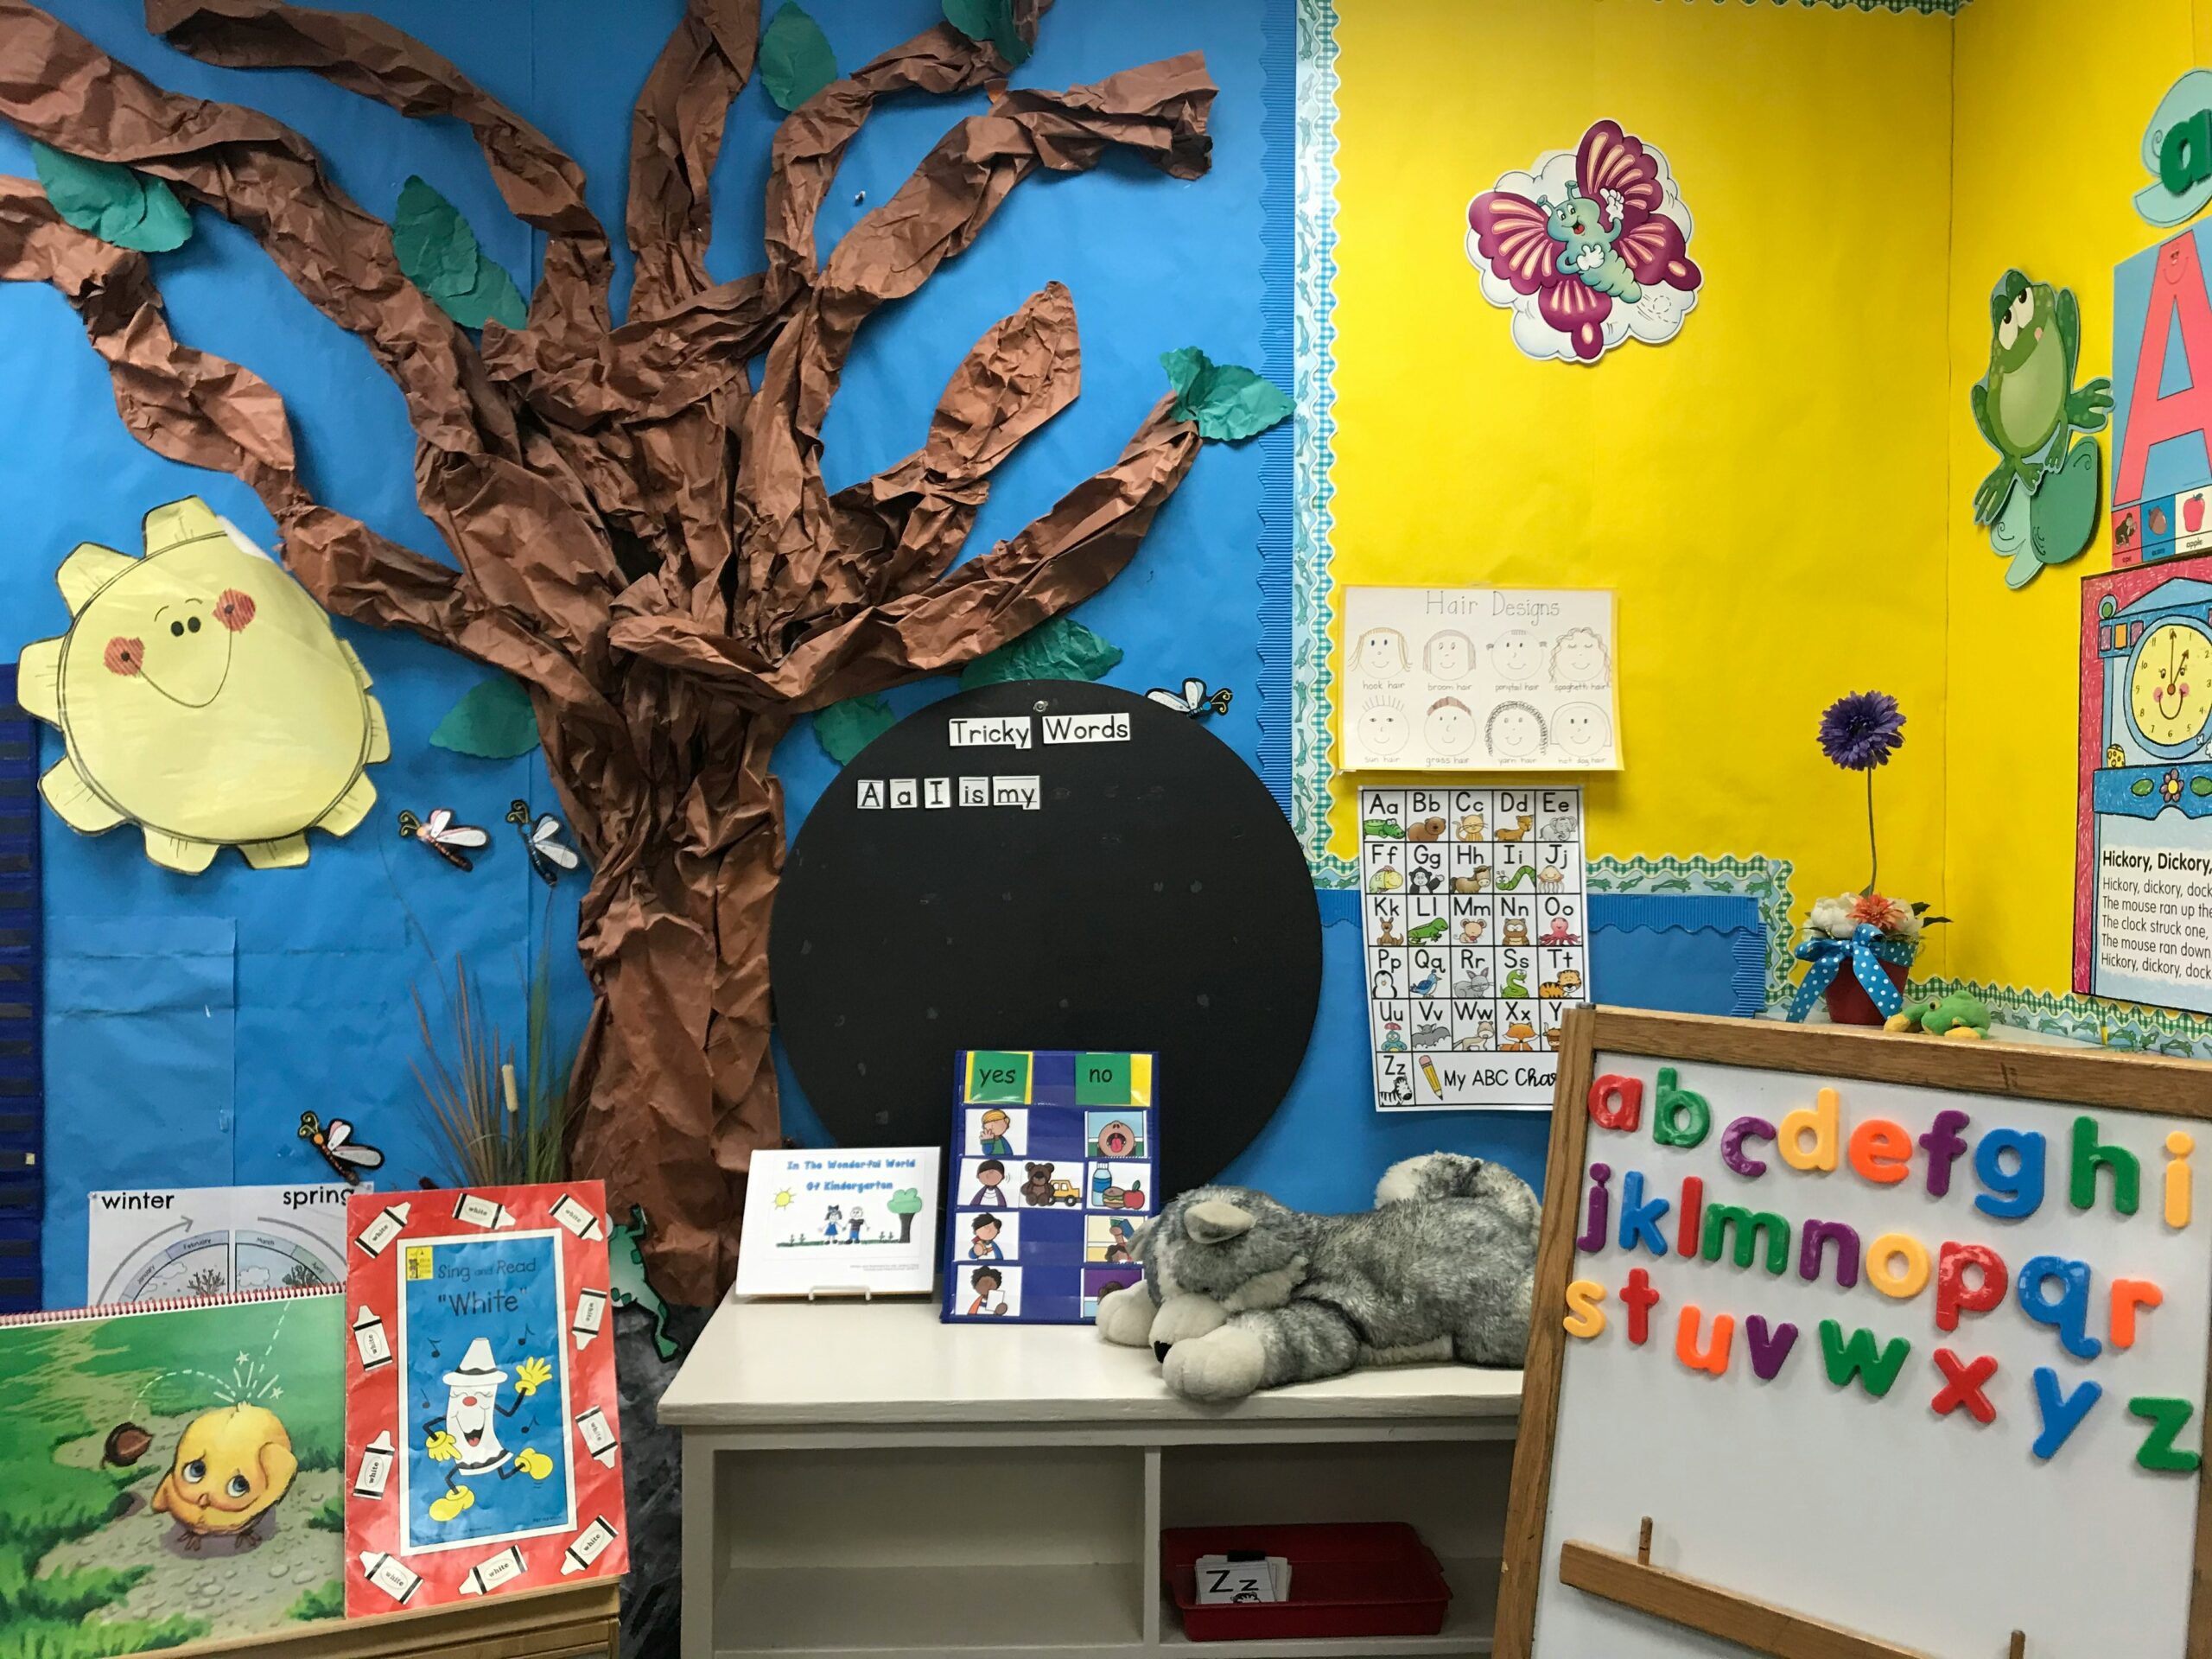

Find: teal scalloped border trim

[1909,978,2212,1059]
[1588,855,1799,1005]
[1291,0,1354,887]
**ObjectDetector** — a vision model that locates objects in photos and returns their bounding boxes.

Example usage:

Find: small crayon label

[458,1544,527,1597]
[452,1192,514,1230]
[550,1193,603,1240]
[563,1516,617,1574]
[575,1404,618,1466]
[572,1287,607,1350]
[352,1306,391,1371]
[353,1203,410,1257]
[359,1552,422,1605]
[353,1429,394,1498]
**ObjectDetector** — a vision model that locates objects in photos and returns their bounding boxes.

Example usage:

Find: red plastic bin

[1161,1522,1453,1643]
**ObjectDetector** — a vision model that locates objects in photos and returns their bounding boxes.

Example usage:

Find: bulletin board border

[1494,1007,2212,1659]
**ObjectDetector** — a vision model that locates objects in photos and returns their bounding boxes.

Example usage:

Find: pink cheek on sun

[216,588,257,632]
[104,637,144,677]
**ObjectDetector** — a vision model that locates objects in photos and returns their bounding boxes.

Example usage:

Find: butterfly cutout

[506,800,581,887]
[299,1112,385,1185]
[1146,677,1233,718]
[397,808,490,872]
[1466,119,1701,362]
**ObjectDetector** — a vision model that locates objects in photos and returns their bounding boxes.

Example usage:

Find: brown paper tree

[0,0,1223,1302]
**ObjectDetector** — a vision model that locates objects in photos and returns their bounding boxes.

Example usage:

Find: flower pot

[1824,959,1910,1027]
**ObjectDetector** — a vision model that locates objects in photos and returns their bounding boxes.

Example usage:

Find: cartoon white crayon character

[550,1193,604,1241]
[354,1202,411,1258]
[352,1305,392,1371]
[575,1405,620,1467]
[353,1428,396,1499]
[459,1544,528,1597]
[563,1516,619,1574]
[359,1551,423,1605]
[452,1192,516,1230]
[422,1337,558,1522]
[573,1287,608,1350]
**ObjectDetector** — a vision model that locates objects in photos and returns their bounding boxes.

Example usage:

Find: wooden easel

[150,1580,618,1659]
[1493,1008,2212,1659]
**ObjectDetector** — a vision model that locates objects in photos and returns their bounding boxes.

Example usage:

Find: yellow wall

[1946,0,2196,992]
[1328,0,1957,954]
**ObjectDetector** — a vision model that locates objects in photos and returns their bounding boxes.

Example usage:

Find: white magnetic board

[1504,1014,2212,1659]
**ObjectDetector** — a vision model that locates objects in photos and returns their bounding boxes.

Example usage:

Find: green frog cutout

[1970,270,2113,588]
[609,1204,680,1360]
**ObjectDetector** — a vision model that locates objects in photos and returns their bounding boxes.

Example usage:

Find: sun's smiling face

[92,565,254,709]
[2132,621,2212,751]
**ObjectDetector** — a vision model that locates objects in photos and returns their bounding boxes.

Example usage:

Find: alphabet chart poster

[942,1050,1154,1325]
[1340,586,1620,772]
[1498,1011,2212,1659]
[1361,785,1587,1110]
[343,1181,626,1614]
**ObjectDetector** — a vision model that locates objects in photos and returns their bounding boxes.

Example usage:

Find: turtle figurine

[1885,991,1993,1043]
[16,496,389,873]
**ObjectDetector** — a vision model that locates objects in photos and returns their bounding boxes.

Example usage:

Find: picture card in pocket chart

[944,1049,1154,1325]
[1341,586,1619,772]
[1361,785,1589,1110]
[342,1182,626,1614]
[734,1147,942,1297]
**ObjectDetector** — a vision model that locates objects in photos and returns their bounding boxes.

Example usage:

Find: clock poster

[2075,551,2212,1012]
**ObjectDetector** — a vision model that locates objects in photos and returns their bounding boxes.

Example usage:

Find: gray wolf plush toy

[1096,1154,1538,1402]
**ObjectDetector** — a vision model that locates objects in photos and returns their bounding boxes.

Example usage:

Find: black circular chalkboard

[772,680,1321,1193]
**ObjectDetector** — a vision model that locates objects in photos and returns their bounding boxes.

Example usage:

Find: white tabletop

[658,1297,1525,1428]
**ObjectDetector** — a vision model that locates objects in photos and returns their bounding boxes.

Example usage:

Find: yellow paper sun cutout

[16,496,389,874]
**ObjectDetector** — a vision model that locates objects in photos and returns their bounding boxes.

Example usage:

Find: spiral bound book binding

[0,1281,340,1327]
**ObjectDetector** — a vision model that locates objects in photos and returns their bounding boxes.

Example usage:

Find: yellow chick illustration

[151,1403,298,1547]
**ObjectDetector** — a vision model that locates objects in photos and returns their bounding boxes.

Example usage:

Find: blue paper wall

[0,1,1573,1304]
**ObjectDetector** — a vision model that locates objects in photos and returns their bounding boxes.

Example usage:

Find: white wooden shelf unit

[661,1299,1524,1659]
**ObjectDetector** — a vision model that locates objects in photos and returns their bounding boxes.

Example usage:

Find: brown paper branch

[0,0,1222,1303]
[626,0,759,321]
[144,0,613,357]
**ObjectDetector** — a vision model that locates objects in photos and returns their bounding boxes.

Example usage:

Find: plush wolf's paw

[1162,1324,1267,1402]
[1149,1294,1230,1362]
[1096,1288,1158,1347]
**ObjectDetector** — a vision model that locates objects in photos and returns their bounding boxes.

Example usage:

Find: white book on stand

[733,1147,942,1299]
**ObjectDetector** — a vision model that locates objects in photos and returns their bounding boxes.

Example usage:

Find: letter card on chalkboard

[1499,1009,2212,1659]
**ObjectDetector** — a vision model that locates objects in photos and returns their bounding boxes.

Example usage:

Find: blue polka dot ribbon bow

[1788,923,1912,1022]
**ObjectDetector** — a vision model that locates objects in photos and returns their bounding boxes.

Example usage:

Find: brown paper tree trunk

[0,0,1219,1304]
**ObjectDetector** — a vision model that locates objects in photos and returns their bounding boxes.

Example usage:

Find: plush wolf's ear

[1185,1200,1255,1245]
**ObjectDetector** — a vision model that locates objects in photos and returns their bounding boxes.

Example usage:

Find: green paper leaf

[393,176,480,296]
[1159,346,1293,442]
[814,694,897,765]
[32,141,193,252]
[430,676,540,759]
[392,175,529,332]
[943,0,1029,67]
[760,3,839,113]
[439,252,530,332]
[960,615,1123,689]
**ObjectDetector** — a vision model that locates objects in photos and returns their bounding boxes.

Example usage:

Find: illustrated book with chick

[342,1182,627,1613]
[0,1286,346,1652]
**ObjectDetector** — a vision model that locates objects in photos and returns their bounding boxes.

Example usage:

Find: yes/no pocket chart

[1359,785,1588,1110]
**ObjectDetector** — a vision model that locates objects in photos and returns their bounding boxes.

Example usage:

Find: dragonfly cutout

[1146,678,1233,719]
[397,808,490,872]
[299,1112,385,1185]
[506,800,581,887]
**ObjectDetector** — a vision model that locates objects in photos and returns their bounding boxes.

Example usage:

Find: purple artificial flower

[1817,691,1905,772]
